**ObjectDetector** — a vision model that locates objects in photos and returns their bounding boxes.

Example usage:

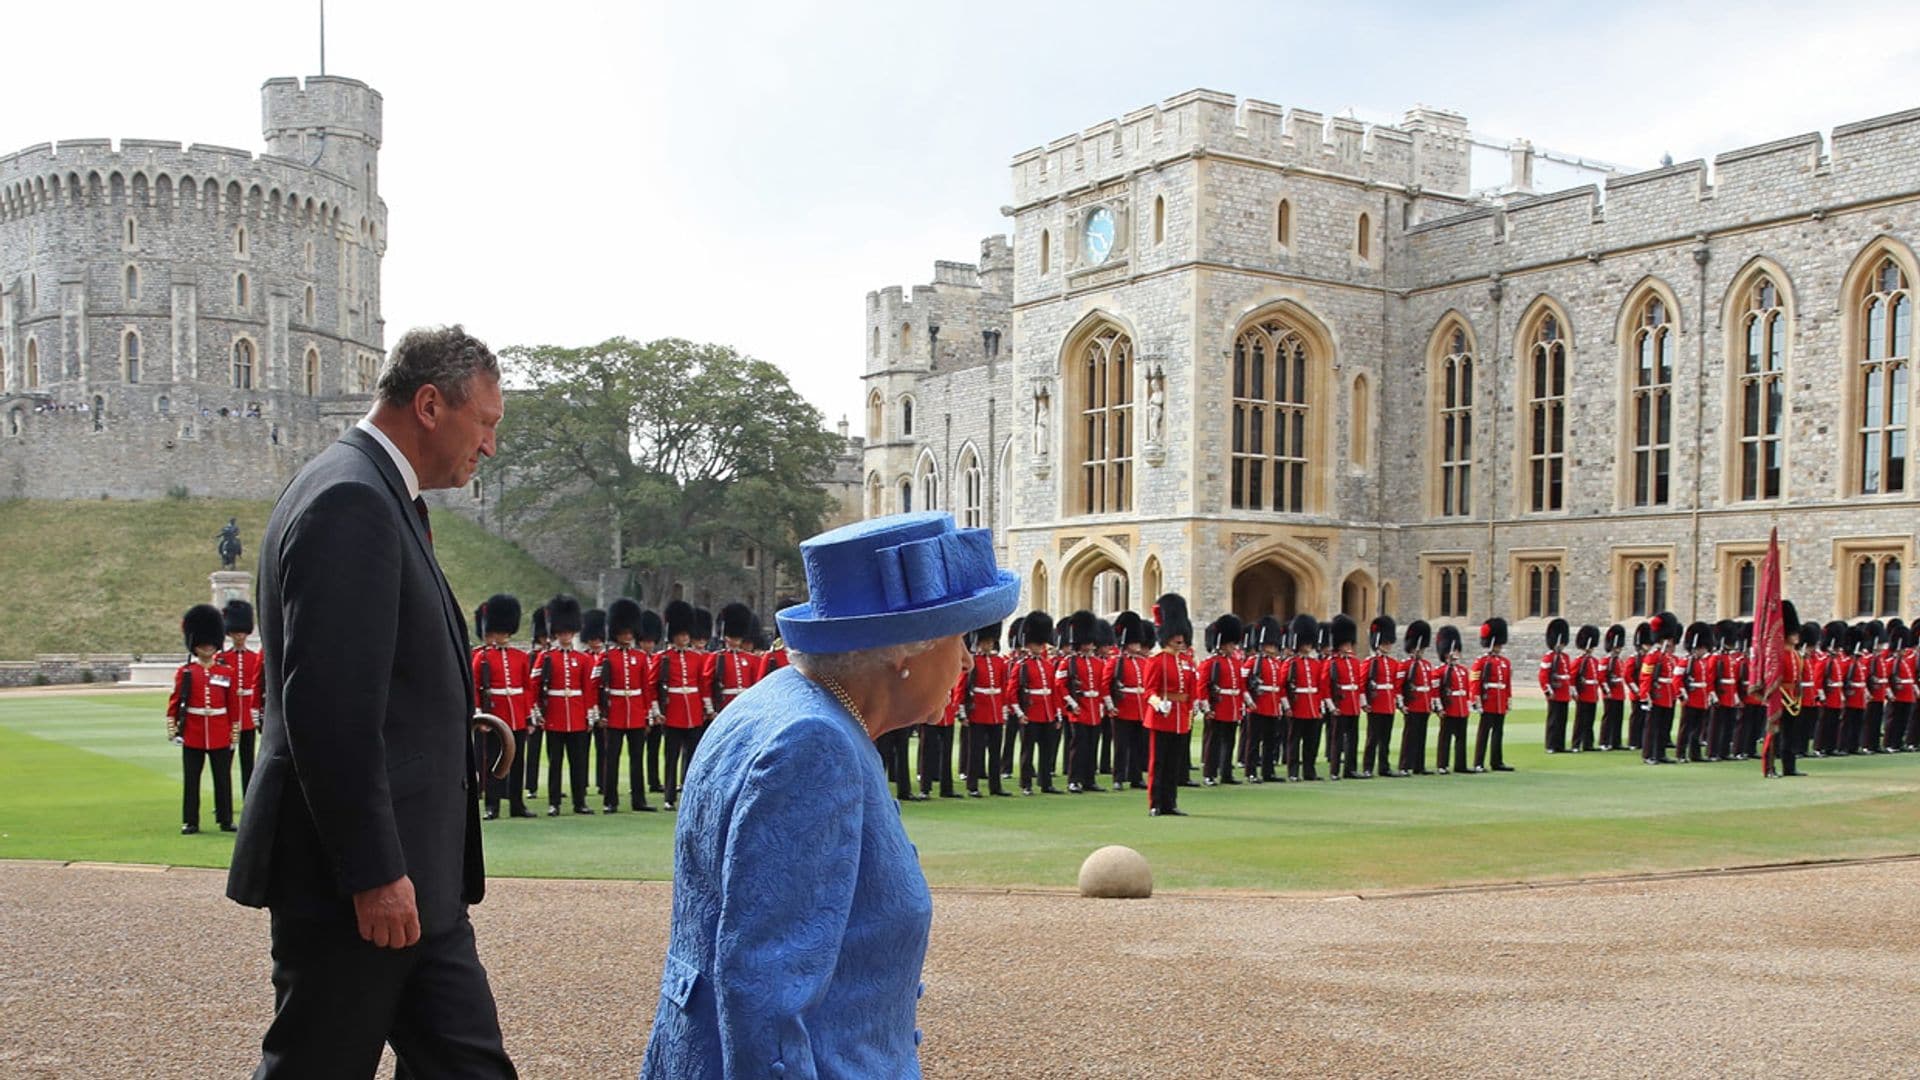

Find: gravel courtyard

[2,857,1915,1078]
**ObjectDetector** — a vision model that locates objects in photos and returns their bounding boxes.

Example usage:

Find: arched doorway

[1233,560,1301,622]
[1340,570,1374,622]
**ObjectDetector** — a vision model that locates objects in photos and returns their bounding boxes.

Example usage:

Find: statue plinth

[210,570,253,610]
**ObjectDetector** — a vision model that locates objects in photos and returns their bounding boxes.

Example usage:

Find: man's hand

[352,875,421,949]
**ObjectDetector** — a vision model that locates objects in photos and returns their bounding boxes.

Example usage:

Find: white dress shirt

[355,416,420,501]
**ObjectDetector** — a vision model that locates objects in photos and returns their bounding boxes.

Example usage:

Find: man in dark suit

[226,325,516,1078]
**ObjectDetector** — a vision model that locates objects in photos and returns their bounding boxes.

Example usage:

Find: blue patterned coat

[641,667,934,1079]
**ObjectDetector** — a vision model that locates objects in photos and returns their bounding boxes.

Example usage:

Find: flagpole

[319,0,327,76]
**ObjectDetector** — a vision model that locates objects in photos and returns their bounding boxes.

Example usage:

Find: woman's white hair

[788,639,938,683]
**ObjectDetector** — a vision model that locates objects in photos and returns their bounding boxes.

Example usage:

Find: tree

[483,337,841,610]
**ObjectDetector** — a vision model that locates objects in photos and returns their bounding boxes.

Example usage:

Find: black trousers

[1740,704,1765,758]
[1544,699,1569,752]
[1097,717,1114,775]
[1277,716,1295,774]
[1644,704,1675,762]
[238,727,258,795]
[1068,723,1100,787]
[919,724,956,796]
[1019,720,1059,790]
[1707,704,1739,759]
[1146,728,1182,814]
[1436,716,1469,772]
[1363,712,1394,775]
[1889,699,1915,750]
[1599,698,1625,749]
[483,730,528,815]
[1629,701,1647,750]
[1839,707,1865,754]
[1769,711,1799,775]
[1863,703,1885,752]
[253,909,515,1079]
[966,724,1006,794]
[545,729,592,808]
[1000,722,1020,777]
[1290,718,1323,780]
[877,728,913,798]
[1812,706,1838,755]
[1473,713,1507,769]
[1398,712,1430,772]
[602,727,651,809]
[1202,719,1238,782]
[522,728,543,795]
[1110,719,1135,786]
[644,726,664,791]
[663,726,704,805]
[1571,700,1597,752]
[182,746,234,827]
[1328,715,1359,777]
[1249,713,1282,778]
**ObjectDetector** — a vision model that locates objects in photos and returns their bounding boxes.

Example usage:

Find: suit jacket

[226,427,485,934]
[641,667,933,1079]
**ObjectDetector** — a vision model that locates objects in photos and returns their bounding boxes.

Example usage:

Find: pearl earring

[900,669,911,680]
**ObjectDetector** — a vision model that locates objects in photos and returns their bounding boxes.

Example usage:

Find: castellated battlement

[1404,104,1920,287]
[1009,89,1470,208]
[0,137,368,229]
[261,76,383,145]
[864,236,1013,377]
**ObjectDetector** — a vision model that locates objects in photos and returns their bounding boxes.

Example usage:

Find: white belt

[1338,684,1358,692]
[187,707,225,716]
[721,688,747,696]
[667,687,702,694]
[1485,684,1507,689]
[608,689,645,697]
[237,689,255,697]
[1080,691,1101,698]
[547,689,583,697]
[1026,688,1051,695]
[489,687,523,696]
[1118,687,1143,694]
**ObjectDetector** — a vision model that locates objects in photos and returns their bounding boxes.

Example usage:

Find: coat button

[913,1028,923,1047]
[770,1062,785,1076]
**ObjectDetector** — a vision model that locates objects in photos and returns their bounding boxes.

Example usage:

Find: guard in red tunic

[962,623,1012,797]
[1866,620,1895,754]
[1892,621,1918,751]
[1397,620,1437,775]
[1094,616,1119,781]
[711,603,763,720]
[533,595,598,815]
[1640,612,1683,764]
[1570,625,1602,753]
[1061,611,1108,793]
[1244,616,1287,783]
[1627,621,1656,751]
[1470,617,1514,772]
[1708,620,1745,761]
[920,664,965,799]
[1812,620,1847,756]
[168,604,241,834]
[1285,614,1327,781]
[1675,621,1716,763]
[1198,615,1246,786]
[581,607,609,798]
[1362,615,1401,778]
[1325,615,1364,781]
[1012,611,1064,796]
[598,599,661,813]
[1539,618,1573,754]
[1434,625,1472,774]
[219,599,264,795]
[472,593,535,820]
[1108,612,1154,790]
[1600,624,1631,751]
[525,604,552,797]
[656,600,712,810]
[1142,594,1196,817]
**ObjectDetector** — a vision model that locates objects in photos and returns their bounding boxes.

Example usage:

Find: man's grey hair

[788,639,937,684]
[377,325,499,408]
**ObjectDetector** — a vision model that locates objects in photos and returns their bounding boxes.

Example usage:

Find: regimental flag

[1751,526,1788,774]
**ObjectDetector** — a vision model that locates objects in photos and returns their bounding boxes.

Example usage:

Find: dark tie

[413,495,432,544]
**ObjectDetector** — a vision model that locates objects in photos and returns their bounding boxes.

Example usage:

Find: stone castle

[865,90,1920,638]
[0,76,388,500]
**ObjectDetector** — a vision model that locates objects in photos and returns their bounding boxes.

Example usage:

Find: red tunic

[1437,662,1474,719]
[1108,653,1152,723]
[1714,653,1746,709]
[1538,649,1574,702]
[1639,650,1680,707]
[711,648,763,715]
[1678,655,1714,709]
[1014,653,1061,724]
[1817,651,1846,710]
[1895,649,1918,704]
[1245,654,1286,716]
[1844,654,1870,710]
[1869,650,1894,704]
[1606,654,1636,702]
[535,648,597,733]
[1472,654,1513,714]
[1363,654,1401,715]
[1062,653,1107,726]
[965,652,1011,725]
[932,673,963,728]
[1202,652,1247,724]
[598,646,655,730]
[219,647,264,731]
[1573,654,1604,704]
[657,647,712,729]
[1799,651,1825,710]
[1325,655,1364,717]
[1142,650,1197,735]
[1286,656,1327,720]
[1401,656,1439,714]
[471,644,534,730]
[168,659,240,750]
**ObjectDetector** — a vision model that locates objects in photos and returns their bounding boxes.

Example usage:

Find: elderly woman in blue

[641,512,1020,1079]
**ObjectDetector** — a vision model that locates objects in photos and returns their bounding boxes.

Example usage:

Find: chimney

[1510,139,1535,193]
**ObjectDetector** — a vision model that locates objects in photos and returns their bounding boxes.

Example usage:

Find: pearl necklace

[818,675,866,729]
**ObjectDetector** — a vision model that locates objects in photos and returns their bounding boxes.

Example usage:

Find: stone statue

[1032,384,1050,457]
[1145,362,1166,446]
[218,518,243,570]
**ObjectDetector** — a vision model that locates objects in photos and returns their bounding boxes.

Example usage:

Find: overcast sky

[7,1,1918,427]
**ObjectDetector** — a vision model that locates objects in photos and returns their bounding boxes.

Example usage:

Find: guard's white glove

[1154,699,1172,716]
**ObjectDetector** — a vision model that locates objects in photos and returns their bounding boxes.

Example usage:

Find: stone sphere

[1077,845,1152,899]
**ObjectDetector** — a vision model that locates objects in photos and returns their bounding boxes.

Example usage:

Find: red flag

[1750,526,1788,728]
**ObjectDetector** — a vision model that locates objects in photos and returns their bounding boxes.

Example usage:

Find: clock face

[1082,207,1116,265]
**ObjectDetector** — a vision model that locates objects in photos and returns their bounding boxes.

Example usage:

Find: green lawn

[0,498,573,658]
[5,692,1919,894]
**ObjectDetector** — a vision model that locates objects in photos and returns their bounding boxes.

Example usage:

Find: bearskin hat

[1403,619,1432,653]
[1633,621,1655,648]
[1288,614,1319,651]
[1152,594,1191,648]
[608,598,643,641]
[1867,619,1888,648]
[1435,624,1463,659]
[1479,616,1508,648]
[581,608,608,644]
[1604,624,1627,652]
[473,603,487,640]
[1822,620,1848,652]
[222,599,254,635]
[1370,615,1397,650]
[1575,624,1600,650]
[1317,621,1335,651]
[1715,619,1737,649]
[1207,613,1245,651]
[182,603,225,650]
[1884,617,1906,647]
[967,621,1002,649]
[1093,617,1116,649]
[1060,610,1096,648]
[1780,600,1801,641]
[1007,615,1028,649]
[1114,611,1153,647]
[1683,621,1712,651]
[692,607,714,643]
[1023,610,1055,648]
[1254,615,1287,651]
[546,594,583,636]
[664,600,696,640]
[480,594,521,638]
[717,602,756,641]
[532,605,550,642]
[1331,614,1358,649]
[1545,618,1570,649]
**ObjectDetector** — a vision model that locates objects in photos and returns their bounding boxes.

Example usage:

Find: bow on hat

[875,528,998,611]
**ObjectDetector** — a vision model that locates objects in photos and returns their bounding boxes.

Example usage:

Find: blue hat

[776,512,1020,653]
